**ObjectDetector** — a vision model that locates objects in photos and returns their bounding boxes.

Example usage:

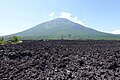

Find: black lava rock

[0,40,120,80]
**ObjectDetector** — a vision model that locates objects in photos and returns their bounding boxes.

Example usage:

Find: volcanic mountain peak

[51,18,71,22]
[45,18,73,25]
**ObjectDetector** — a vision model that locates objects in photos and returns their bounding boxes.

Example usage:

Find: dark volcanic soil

[0,40,120,80]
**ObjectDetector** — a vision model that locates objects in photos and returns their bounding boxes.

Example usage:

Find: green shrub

[9,35,22,44]
[0,37,7,45]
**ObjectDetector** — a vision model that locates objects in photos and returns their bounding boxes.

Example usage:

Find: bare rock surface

[0,40,120,80]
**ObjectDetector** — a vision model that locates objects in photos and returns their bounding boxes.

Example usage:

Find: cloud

[49,12,55,17]
[59,12,72,18]
[111,30,120,34]
[59,12,85,26]
[48,12,85,26]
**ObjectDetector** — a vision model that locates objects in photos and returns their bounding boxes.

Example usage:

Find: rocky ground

[0,40,120,80]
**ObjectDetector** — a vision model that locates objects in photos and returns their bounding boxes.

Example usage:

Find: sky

[0,0,120,36]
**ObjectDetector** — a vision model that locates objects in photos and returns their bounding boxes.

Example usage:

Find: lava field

[0,40,120,80]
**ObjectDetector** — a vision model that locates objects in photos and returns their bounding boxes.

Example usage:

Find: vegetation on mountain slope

[3,18,120,40]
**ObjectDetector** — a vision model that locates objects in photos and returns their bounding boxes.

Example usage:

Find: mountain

[8,18,120,40]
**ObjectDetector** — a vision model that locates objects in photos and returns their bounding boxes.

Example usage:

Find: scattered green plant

[0,35,22,45]
[9,35,22,44]
[0,37,8,45]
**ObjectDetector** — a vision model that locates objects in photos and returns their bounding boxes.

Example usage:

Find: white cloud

[59,12,85,26]
[112,30,120,34]
[59,12,72,18]
[49,12,55,17]
[48,12,85,26]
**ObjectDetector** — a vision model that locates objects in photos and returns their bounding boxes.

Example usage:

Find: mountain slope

[11,18,120,40]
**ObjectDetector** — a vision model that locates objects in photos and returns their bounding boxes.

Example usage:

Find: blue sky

[0,0,120,36]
